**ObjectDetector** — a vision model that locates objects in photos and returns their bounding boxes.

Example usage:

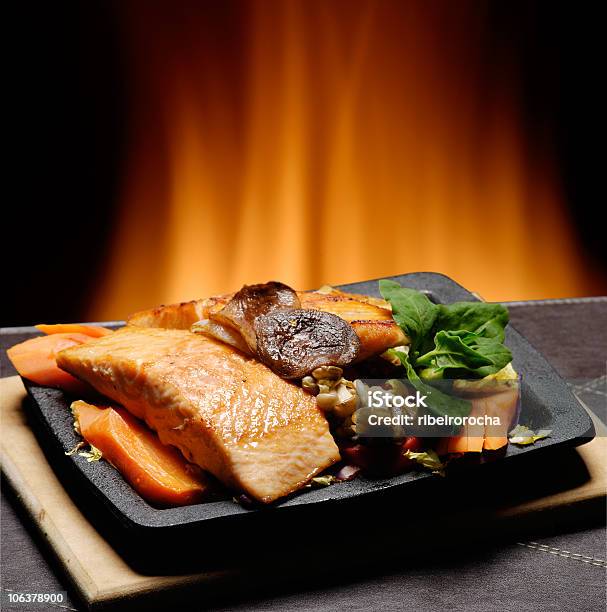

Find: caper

[302,375,319,395]
[317,382,331,395]
[312,365,343,381]
[316,391,338,411]
[318,378,339,391]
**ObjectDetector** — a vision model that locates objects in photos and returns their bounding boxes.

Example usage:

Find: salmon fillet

[127,296,229,329]
[56,327,340,503]
[127,289,408,359]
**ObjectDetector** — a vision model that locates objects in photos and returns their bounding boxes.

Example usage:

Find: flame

[90,1,604,320]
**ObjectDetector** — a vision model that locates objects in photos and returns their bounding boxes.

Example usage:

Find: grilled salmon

[56,327,340,503]
[127,296,229,329]
[127,288,408,360]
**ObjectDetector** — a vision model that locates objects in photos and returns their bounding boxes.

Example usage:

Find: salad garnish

[379,280,513,430]
[508,425,551,445]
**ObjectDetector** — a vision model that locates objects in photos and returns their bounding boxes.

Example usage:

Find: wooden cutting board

[1,375,605,610]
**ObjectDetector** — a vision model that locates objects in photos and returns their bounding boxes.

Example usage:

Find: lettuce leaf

[508,425,551,445]
[310,475,337,487]
[78,444,103,462]
[404,449,445,473]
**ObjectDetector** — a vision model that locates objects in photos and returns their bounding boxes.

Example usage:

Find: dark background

[5,1,605,327]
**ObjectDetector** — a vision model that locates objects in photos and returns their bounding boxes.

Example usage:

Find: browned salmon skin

[57,327,340,503]
[127,289,408,359]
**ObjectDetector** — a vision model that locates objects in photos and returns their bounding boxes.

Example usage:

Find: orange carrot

[437,383,520,455]
[483,388,519,450]
[72,401,212,507]
[36,323,113,338]
[7,333,93,394]
[446,398,486,454]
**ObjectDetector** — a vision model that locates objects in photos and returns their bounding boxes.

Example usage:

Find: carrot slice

[447,398,486,454]
[438,382,520,455]
[36,323,113,338]
[483,387,519,450]
[72,401,212,507]
[7,333,93,394]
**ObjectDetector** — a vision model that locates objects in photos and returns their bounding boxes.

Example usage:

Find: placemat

[1,374,605,610]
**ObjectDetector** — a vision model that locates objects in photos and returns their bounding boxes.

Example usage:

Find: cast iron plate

[21,273,595,534]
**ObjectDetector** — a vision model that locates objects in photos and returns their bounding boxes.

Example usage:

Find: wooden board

[1,375,605,609]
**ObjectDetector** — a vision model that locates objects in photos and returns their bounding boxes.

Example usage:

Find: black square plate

[21,273,595,538]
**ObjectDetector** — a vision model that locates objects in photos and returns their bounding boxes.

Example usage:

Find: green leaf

[435,302,509,342]
[508,425,551,445]
[379,281,512,383]
[310,475,337,487]
[467,335,513,377]
[416,330,512,379]
[416,331,494,370]
[78,444,103,462]
[404,449,445,474]
[379,280,438,354]
[388,349,471,428]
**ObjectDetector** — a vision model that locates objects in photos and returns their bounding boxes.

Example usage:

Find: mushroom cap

[255,309,361,379]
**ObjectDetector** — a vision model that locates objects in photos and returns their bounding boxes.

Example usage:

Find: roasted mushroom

[210,281,300,351]
[195,281,362,378]
[254,309,361,379]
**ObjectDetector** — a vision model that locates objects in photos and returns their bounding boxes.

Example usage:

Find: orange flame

[90,1,604,320]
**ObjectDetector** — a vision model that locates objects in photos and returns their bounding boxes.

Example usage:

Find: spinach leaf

[379,280,438,355]
[379,281,512,381]
[435,302,509,342]
[390,349,471,426]
[416,330,512,378]
[465,335,513,377]
[416,330,494,370]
